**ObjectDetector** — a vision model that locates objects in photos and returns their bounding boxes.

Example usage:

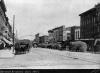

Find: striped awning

[2,37,12,44]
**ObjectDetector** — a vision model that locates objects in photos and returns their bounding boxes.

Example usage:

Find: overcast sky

[4,0,100,40]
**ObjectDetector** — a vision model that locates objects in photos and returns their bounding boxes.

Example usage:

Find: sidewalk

[0,49,15,58]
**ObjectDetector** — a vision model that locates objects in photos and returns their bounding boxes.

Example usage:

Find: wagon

[15,42,30,54]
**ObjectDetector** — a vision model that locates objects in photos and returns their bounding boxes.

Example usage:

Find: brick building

[75,26,80,40]
[79,3,100,39]
[0,0,13,41]
[48,30,54,43]
[34,33,40,44]
[53,26,65,42]
[64,27,71,41]
[39,35,48,44]
[48,25,80,43]
[48,25,66,43]
[70,26,80,41]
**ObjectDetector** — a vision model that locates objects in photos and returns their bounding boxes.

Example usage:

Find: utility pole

[16,30,18,39]
[13,15,15,53]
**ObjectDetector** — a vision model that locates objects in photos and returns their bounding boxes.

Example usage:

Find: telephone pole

[13,15,15,53]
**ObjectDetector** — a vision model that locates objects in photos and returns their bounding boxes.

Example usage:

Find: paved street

[0,47,100,69]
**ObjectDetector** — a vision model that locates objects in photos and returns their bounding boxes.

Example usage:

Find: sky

[4,0,100,40]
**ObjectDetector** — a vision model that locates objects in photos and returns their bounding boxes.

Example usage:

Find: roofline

[52,25,65,31]
[71,26,80,28]
[48,25,65,32]
[79,7,96,16]
[48,30,53,33]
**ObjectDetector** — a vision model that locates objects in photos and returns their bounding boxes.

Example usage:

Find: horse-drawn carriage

[15,42,30,54]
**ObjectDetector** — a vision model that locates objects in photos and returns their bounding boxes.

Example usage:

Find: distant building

[48,25,66,43]
[34,33,40,43]
[64,27,71,41]
[48,30,54,43]
[39,35,48,44]
[69,26,80,41]
[75,26,80,40]
[79,3,100,39]
[48,25,80,43]
[53,26,65,42]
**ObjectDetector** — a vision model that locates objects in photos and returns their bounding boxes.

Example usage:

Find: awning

[2,37,13,45]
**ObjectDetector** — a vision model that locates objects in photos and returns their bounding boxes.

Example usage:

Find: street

[0,47,100,69]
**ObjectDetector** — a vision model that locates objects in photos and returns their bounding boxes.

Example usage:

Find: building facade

[48,25,66,43]
[53,26,64,42]
[63,27,71,41]
[39,35,48,44]
[75,26,80,40]
[48,25,80,43]
[0,0,13,41]
[34,33,40,43]
[79,3,100,39]
[70,26,80,41]
[48,30,54,43]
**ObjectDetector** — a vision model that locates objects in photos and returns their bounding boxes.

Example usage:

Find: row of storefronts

[33,3,100,52]
[34,25,80,45]
[48,26,80,43]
